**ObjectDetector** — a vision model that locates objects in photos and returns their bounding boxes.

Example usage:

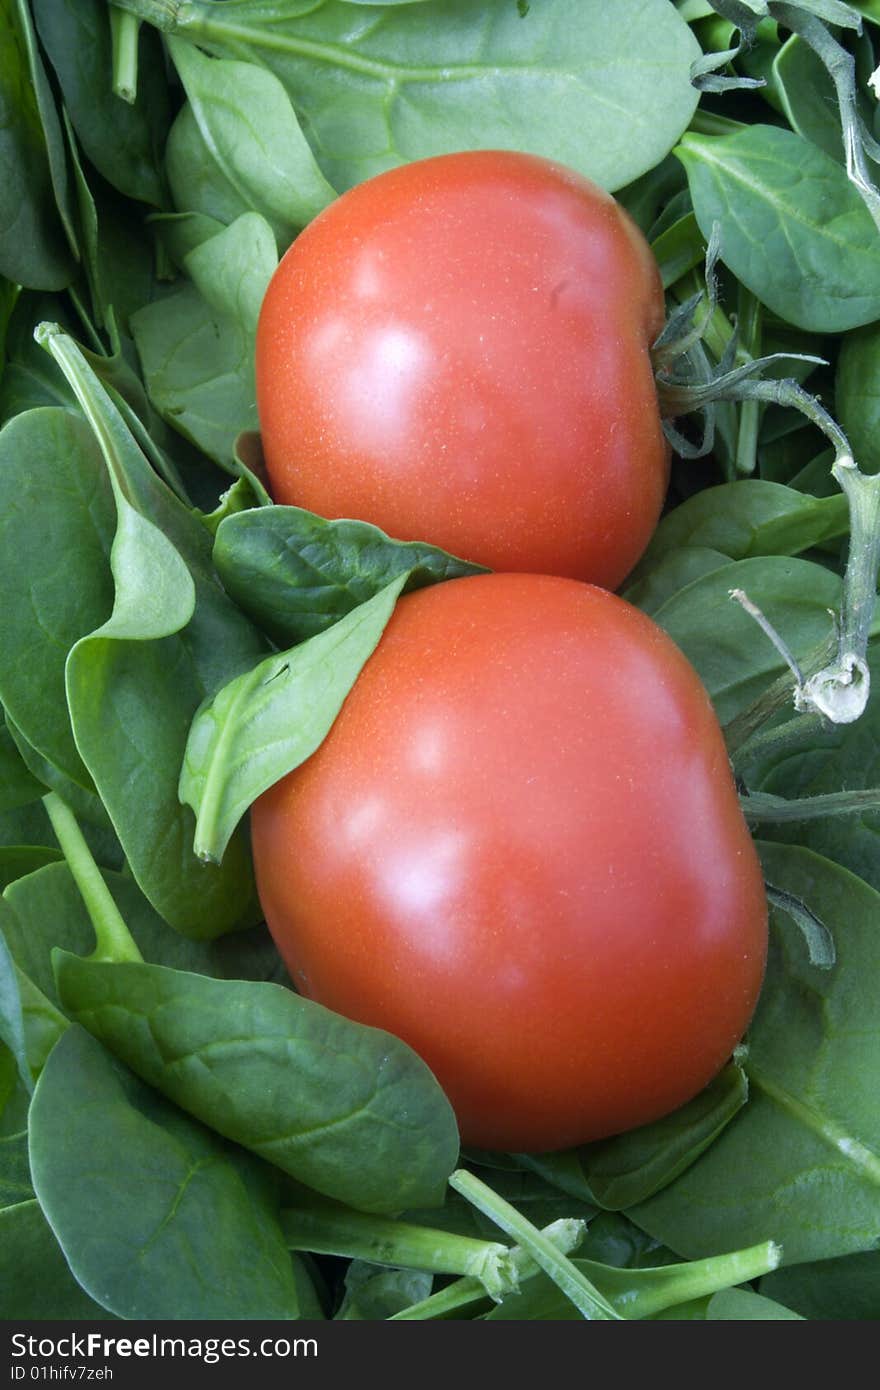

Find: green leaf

[631,480,849,577]
[0,408,115,789]
[337,1262,433,1321]
[0,1127,31,1207]
[0,906,30,1091]
[10,0,78,259]
[703,1287,803,1319]
[2,861,285,1008]
[29,1025,303,1319]
[167,38,335,249]
[761,1248,880,1319]
[40,329,267,937]
[0,713,42,813]
[0,1200,111,1320]
[181,575,406,862]
[131,214,277,470]
[0,0,72,288]
[575,1063,750,1211]
[629,845,880,1266]
[0,846,62,892]
[773,35,845,163]
[54,956,460,1214]
[677,125,880,331]
[164,0,700,193]
[836,321,880,475]
[32,0,170,206]
[215,504,486,646]
[624,547,731,618]
[0,291,76,424]
[650,211,706,289]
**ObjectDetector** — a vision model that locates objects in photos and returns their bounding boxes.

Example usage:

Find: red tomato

[256,151,668,589]
[251,574,767,1153]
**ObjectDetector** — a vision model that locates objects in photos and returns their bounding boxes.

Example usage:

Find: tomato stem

[728,711,828,773]
[42,794,143,965]
[723,633,835,760]
[742,787,880,824]
[793,461,880,725]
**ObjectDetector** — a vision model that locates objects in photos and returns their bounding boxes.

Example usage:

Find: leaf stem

[42,794,142,964]
[729,711,828,772]
[110,9,141,103]
[389,1219,586,1321]
[448,1169,621,1320]
[281,1202,518,1302]
[577,1240,782,1319]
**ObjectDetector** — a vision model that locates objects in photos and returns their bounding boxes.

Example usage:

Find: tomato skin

[252,574,767,1153]
[256,151,668,589]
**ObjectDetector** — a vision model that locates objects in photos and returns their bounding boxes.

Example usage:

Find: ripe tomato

[256,151,668,589]
[251,574,767,1153]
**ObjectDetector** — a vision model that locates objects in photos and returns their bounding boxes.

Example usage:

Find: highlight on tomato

[255,150,669,590]
[251,573,768,1154]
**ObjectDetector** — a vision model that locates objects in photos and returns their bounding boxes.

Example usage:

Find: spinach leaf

[566,1062,749,1212]
[0,1127,31,1207]
[760,1247,880,1319]
[64,127,156,339]
[29,1025,303,1319]
[836,321,880,474]
[167,38,336,250]
[132,213,277,471]
[624,547,732,617]
[629,844,880,1266]
[336,1262,433,1321]
[773,34,846,162]
[0,907,30,1091]
[214,505,487,646]
[2,861,284,1007]
[150,0,699,193]
[631,480,849,575]
[54,954,460,1215]
[0,1200,111,1320]
[9,0,78,259]
[0,0,72,289]
[678,125,880,332]
[0,407,115,789]
[42,329,266,937]
[0,847,62,893]
[701,1287,803,1320]
[4,713,116,838]
[32,0,170,207]
[0,714,42,813]
[165,106,256,231]
[181,575,406,862]
[0,292,76,424]
[5,957,68,1086]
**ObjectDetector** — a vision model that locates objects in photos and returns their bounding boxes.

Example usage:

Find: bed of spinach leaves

[1,0,880,1322]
